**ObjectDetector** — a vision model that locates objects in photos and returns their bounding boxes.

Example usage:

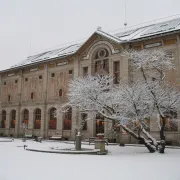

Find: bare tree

[124,49,180,153]
[67,75,156,152]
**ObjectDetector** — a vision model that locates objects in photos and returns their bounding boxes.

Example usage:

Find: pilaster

[88,112,96,137]
[5,111,10,136]
[71,107,79,139]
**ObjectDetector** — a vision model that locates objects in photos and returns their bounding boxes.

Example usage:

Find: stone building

[1,17,180,144]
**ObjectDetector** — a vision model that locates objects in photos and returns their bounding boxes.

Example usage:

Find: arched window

[59,89,63,97]
[10,110,16,128]
[94,48,109,75]
[49,108,56,129]
[23,109,29,126]
[34,109,41,129]
[1,110,6,128]
[96,114,104,134]
[64,107,72,130]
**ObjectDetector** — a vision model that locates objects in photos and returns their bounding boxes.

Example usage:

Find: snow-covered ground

[0,138,180,180]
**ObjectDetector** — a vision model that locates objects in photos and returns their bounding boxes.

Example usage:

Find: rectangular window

[25,78,28,82]
[15,80,18,83]
[51,73,55,77]
[83,67,88,76]
[69,70,73,74]
[39,75,42,79]
[113,61,120,84]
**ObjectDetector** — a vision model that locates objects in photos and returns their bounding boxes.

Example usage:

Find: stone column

[104,118,109,138]
[56,105,63,135]
[73,56,79,78]
[5,111,10,136]
[15,70,23,137]
[43,64,48,138]
[16,108,23,137]
[88,112,96,137]
[28,109,33,134]
[71,107,79,139]
[15,106,21,137]
[120,55,129,81]
[40,105,45,137]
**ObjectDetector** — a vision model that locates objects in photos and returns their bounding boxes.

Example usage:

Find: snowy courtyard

[0,138,180,180]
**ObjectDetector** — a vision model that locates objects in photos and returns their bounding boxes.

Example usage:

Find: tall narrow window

[103,59,109,73]
[49,108,56,129]
[81,113,87,130]
[8,95,11,102]
[64,107,72,130]
[59,89,63,97]
[31,92,34,99]
[94,48,109,75]
[1,110,6,128]
[23,109,29,126]
[34,109,41,129]
[113,61,120,84]
[83,67,88,77]
[11,110,16,128]
[95,61,101,73]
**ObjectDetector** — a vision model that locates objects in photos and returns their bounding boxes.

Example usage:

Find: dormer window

[160,23,168,27]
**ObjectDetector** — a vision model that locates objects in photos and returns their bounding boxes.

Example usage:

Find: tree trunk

[160,117,166,141]
[159,117,166,153]
[138,137,155,153]
[141,126,158,150]
[120,124,156,153]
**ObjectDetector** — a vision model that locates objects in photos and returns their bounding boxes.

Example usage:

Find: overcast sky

[0,0,180,70]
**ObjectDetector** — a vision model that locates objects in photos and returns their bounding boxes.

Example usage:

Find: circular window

[98,49,107,58]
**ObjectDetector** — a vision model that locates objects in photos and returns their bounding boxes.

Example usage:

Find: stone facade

[1,25,180,144]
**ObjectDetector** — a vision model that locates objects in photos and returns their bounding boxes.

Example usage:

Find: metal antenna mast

[124,0,127,28]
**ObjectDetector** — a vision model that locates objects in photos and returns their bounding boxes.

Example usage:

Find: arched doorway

[63,107,72,130]
[96,114,104,134]
[1,110,6,128]
[10,110,16,128]
[23,109,29,127]
[49,108,56,129]
[34,109,41,129]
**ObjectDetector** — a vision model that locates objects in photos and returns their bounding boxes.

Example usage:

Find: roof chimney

[97,26,102,31]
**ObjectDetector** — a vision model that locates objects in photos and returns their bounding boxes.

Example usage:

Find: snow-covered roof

[10,17,180,70]
[11,43,82,68]
[114,17,180,41]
